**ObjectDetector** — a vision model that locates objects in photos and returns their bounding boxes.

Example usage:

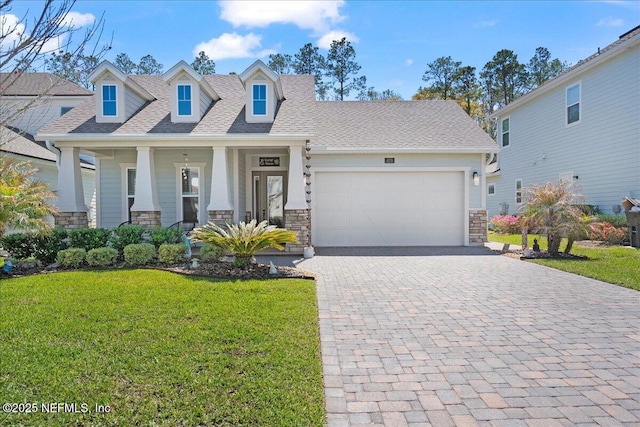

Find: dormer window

[178,84,192,116]
[102,85,117,116]
[253,84,267,115]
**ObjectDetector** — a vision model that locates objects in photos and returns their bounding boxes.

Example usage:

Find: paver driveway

[299,247,640,427]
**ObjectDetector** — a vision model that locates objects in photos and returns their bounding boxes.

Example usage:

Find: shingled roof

[1,126,56,161]
[0,73,93,96]
[37,69,496,152]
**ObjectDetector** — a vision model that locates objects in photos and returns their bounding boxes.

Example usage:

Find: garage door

[314,171,465,246]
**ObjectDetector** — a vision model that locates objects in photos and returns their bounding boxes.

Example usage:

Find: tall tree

[45,52,99,88]
[267,53,292,74]
[191,51,216,75]
[114,52,137,74]
[454,66,481,115]
[137,54,163,75]
[527,47,568,88]
[421,56,461,100]
[325,37,362,100]
[480,49,528,108]
[293,43,327,99]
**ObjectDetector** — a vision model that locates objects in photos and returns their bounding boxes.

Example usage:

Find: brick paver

[299,247,640,426]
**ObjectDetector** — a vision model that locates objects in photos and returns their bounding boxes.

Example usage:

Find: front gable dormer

[239,60,284,124]
[89,61,155,124]
[163,61,219,123]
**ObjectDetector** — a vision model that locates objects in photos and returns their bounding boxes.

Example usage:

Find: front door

[252,171,287,228]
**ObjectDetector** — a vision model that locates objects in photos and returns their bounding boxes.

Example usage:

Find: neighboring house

[37,59,498,252]
[0,73,97,226]
[488,26,640,218]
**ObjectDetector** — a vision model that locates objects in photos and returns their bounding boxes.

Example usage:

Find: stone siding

[469,209,488,245]
[208,210,234,226]
[285,209,310,254]
[54,211,88,229]
[131,211,161,227]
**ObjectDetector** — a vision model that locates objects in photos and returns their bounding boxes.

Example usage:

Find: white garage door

[314,171,465,246]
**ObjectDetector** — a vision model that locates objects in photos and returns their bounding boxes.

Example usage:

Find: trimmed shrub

[158,243,187,265]
[86,247,118,267]
[33,228,69,264]
[199,244,225,263]
[124,243,156,266]
[109,225,145,256]
[589,222,628,245]
[149,226,183,248]
[1,233,36,260]
[68,228,111,251]
[56,248,87,268]
[490,215,522,234]
[595,214,628,229]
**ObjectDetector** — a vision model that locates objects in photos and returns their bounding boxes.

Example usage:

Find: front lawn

[0,270,325,426]
[489,233,640,291]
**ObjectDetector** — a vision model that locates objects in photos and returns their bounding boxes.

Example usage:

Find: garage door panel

[315,171,465,246]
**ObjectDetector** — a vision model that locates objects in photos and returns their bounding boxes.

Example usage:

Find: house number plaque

[259,157,280,167]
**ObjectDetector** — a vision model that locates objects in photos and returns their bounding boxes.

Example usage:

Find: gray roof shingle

[0,73,93,96]
[1,126,56,161]
[37,71,496,152]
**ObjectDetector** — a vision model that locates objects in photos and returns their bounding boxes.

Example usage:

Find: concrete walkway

[299,247,640,427]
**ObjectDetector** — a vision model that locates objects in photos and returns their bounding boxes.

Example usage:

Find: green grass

[0,270,325,426]
[489,232,640,291]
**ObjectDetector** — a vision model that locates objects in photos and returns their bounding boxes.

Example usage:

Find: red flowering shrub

[490,215,522,234]
[589,221,628,245]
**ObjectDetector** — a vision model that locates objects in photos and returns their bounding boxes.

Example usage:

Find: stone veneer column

[54,212,88,229]
[284,209,310,254]
[469,209,488,245]
[208,210,234,226]
[131,211,162,227]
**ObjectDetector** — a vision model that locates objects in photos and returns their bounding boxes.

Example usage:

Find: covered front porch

[54,140,311,253]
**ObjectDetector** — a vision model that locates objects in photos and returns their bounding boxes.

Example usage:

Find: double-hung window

[103,85,117,116]
[501,117,510,147]
[178,84,192,116]
[515,179,523,204]
[566,83,580,125]
[180,167,200,223]
[253,84,266,115]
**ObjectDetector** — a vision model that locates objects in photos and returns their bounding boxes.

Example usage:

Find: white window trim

[515,178,523,205]
[488,183,495,196]
[252,83,267,116]
[174,163,206,225]
[120,163,136,222]
[566,81,581,127]
[500,116,510,148]
[177,83,194,118]
[102,84,118,117]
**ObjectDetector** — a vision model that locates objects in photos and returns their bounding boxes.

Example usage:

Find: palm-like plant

[0,155,58,236]
[190,220,297,267]
[518,181,589,256]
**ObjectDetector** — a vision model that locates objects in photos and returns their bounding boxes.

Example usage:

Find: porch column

[207,147,233,225]
[130,147,161,226]
[55,146,88,229]
[284,145,309,254]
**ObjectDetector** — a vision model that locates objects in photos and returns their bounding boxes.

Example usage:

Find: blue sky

[5,1,639,99]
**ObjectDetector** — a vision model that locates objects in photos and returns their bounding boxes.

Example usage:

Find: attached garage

[313,170,466,247]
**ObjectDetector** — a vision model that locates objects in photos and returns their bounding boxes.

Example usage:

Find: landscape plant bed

[1,260,314,280]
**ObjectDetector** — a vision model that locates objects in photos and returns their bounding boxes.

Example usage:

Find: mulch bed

[1,260,315,280]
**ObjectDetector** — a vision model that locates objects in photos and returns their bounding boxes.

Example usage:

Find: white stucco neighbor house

[487,26,640,218]
[36,59,498,252]
[0,73,97,226]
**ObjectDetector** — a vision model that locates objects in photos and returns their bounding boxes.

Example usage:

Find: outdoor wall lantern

[472,171,480,186]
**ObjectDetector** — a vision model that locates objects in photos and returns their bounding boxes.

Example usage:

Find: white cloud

[219,1,345,33]
[61,11,96,28]
[317,30,359,49]
[0,14,24,48]
[405,59,413,67]
[194,32,275,60]
[475,19,498,28]
[596,16,624,27]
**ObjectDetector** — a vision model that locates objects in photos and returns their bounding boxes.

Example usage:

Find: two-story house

[37,59,498,252]
[0,73,97,226]
[488,26,640,218]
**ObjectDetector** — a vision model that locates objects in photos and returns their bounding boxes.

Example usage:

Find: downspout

[45,140,61,169]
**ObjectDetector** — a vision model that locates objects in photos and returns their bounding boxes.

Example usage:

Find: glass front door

[252,171,287,228]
